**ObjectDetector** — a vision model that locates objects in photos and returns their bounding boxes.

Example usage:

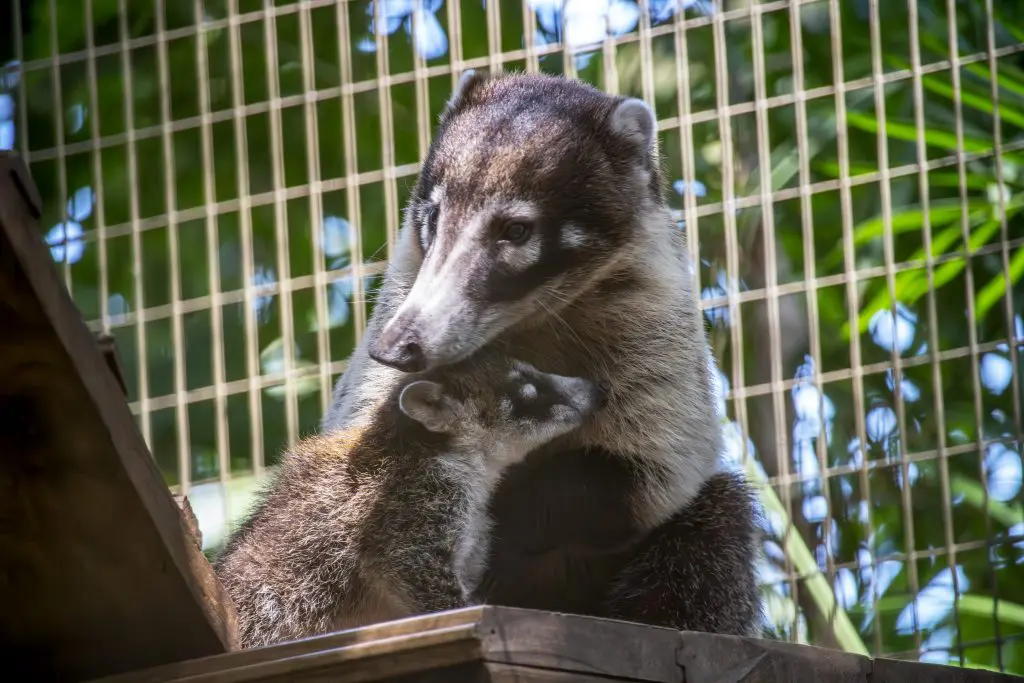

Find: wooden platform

[84,606,1021,683]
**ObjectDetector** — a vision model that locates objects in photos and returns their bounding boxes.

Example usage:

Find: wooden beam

[0,151,239,682]
[676,630,870,682]
[84,607,1024,683]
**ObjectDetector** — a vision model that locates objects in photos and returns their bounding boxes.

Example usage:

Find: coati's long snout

[367,285,509,373]
[368,309,428,372]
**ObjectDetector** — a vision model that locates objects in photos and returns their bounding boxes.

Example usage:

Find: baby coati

[323,70,763,635]
[215,356,607,648]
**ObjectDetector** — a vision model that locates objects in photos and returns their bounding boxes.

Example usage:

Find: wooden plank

[89,608,490,683]
[478,607,682,682]
[676,631,871,683]
[85,606,1024,683]
[482,663,638,682]
[86,607,681,683]
[0,151,239,681]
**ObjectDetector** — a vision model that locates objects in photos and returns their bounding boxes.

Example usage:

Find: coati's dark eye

[498,221,531,244]
[422,204,440,249]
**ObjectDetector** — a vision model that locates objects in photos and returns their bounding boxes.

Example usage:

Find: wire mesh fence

[3,0,1023,673]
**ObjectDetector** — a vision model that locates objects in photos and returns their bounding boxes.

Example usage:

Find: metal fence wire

[3,0,1024,673]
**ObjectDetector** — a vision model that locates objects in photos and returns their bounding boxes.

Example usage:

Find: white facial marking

[500,239,541,272]
[559,223,588,250]
[418,184,446,250]
[519,383,537,400]
[499,199,540,220]
[393,210,481,358]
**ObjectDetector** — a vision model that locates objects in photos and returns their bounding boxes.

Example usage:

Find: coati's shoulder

[283,428,366,464]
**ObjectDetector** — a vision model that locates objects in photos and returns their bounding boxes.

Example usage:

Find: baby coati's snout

[563,376,609,416]
[512,366,609,424]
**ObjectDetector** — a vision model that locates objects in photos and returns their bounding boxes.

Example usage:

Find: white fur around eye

[559,223,588,250]
[519,383,537,400]
[498,236,541,272]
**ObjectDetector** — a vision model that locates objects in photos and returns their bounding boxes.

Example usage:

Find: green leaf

[963,62,1024,102]
[845,112,1022,162]
[754,91,875,194]
[814,160,1005,192]
[845,216,1006,337]
[957,595,1024,629]
[917,32,1024,102]
[916,71,1024,130]
[814,160,879,179]
[974,242,1024,321]
[951,474,1024,528]
[843,195,1024,337]
[741,458,869,656]
[819,199,990,273]
[991,8,1024,53]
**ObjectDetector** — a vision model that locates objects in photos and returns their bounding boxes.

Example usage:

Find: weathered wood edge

[87,607,491,683]
[94,330,129,397]
[175,494,204,550]
[85,607,685,683]
[676,630,1024,682]
[478,607,682,682]
[677,630,871,683]
[0,152,240,665]
[84,607,1024,682]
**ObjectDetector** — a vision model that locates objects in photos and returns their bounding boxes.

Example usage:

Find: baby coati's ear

[607,97,657,158]
[399,380,459,433]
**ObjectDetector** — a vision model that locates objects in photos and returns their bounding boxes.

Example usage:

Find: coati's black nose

[368,325,427,373]
[596,380,612,408]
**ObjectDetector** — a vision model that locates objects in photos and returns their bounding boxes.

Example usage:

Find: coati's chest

[475,444,644,615]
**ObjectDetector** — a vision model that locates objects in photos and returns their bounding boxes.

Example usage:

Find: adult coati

[323,71,762,635]
[216,356,608,648]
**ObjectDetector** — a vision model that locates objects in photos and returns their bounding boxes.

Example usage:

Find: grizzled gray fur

[322,71,763,636]
[215,355,607,648]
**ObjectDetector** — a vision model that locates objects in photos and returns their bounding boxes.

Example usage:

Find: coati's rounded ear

[399,380,457,433]
[442,69,486,119]
[608,97,657,155]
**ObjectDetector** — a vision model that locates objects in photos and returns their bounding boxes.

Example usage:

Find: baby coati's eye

[498,220,532,244]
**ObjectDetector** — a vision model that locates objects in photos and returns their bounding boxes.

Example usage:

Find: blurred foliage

[3,0,1024,673]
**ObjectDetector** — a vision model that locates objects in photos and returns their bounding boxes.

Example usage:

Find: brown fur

[606,471,763,635]
[216,355,604,648]
[214,422,467,648]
